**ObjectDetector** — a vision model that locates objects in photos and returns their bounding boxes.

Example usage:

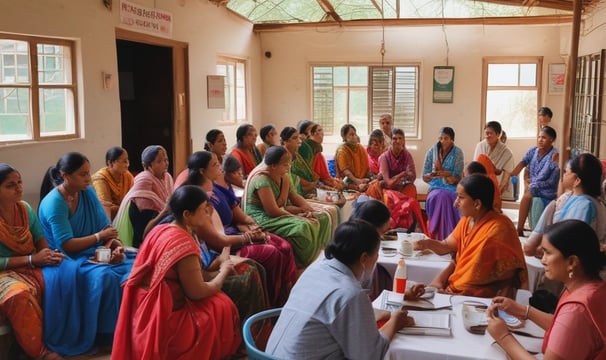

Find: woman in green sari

[243,146,331,268]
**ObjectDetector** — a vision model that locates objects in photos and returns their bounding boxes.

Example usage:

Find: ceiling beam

[369,0,382,14]
[252,14,573,31]
[316,0,343,22]
[475,0,593,12]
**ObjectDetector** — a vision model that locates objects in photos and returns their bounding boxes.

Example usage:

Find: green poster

[433,66,454,103]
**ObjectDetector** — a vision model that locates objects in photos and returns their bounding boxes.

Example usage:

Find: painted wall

[0,0,261,207]
[1,0,605,208]
[257,24,569,173]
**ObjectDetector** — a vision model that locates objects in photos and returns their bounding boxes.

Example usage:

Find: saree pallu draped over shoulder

[113,224,241,360]
[244,164,331,268]
[0,201,47,358]
[447,211,528,298]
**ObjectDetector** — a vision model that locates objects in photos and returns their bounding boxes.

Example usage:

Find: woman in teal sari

[38,152,134,356]
[243,146,331,268]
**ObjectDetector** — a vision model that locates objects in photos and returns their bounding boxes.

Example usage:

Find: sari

[335,142,370,180]
[474,140,515,200]
[91,167,134,220]
[230,146,263,177]
[542,282,606,359]
[422,143,464,240]
[379,148,417,198]
[0,201,47,358]
[210,183,297,306]
[287,170,339,236]
[447,211,528,298]
[299,139,341,189]
[475,154,502,211]
[243,163,331,268]
[367,148,381,176]
[113,170,173,247]
[112,224,241,360]
[38,186,134,355]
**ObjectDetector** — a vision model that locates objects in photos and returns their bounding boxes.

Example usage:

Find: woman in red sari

[488,220,606,359]
[113,185,241,359]
[0,164,64,360]
[230,124,263,177]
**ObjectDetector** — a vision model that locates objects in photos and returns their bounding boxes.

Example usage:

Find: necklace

[61,184,78,203]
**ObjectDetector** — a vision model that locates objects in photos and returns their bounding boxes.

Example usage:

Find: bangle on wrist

[94,232,100,242]
[499,332,512,342]
[28,255,34,268]
[524,305,530,320]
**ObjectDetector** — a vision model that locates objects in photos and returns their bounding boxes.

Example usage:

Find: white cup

[400,240,413,257]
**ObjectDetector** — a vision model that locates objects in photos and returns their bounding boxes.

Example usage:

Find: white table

[373,293,545,360]
[378,249,451,285]
[378,238,546,292]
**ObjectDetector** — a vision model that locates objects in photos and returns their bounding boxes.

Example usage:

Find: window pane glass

[0,39,29,84]
[349,66,367,86]
[39,88,75,136]
[333,66,348,86]
[37,44,72,85]
[349,89,368,135]
[395,66,418,137]
[0,87,30,140]
[486,89,536,137]
[236,62,246,121]
[519,64,536,86]
[487,64,518,86]
[312,67,334,134]
[333,88,347,135]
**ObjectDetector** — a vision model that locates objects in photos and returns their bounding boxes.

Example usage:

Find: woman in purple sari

[422,127,464,240]
[177,151,298,306]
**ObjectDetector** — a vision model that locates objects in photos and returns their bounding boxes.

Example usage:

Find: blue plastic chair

[242,308,282,360]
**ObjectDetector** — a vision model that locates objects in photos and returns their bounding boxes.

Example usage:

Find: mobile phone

[497,309,522,328]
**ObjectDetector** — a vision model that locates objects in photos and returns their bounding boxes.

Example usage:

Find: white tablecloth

[378,238,546,292]
[373,293,545,360]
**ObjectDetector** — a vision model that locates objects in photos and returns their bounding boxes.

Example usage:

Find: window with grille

[571,50,604,157]
[216,56,247,123]
[0,34,77,143]
[482,57,542,138]
[311,65,419,137]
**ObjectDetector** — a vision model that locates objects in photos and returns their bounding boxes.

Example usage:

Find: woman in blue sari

[422,127,464,240]
[38,152,134,356]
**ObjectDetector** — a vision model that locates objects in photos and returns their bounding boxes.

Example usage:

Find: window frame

[481,56,543,139]
[216,55,248,124]
[0,33,79,144]
[310,63,421,138]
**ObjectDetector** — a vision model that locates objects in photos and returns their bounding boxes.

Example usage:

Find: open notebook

[377,290,453,337]
[379,289,452,311]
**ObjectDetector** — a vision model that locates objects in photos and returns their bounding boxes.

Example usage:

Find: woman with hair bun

[244,146,331,268]
[230,124,263,177]
[204,129,228,165]
[266,220,415,359]
[488,219,606,359]
[113,145,173,247]
[113,185,241,360]
[38,152,133,356]
[415,174,527,298]
[422,127,465,240]
[91,146,134,220]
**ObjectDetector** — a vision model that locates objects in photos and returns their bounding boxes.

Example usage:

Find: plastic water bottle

[393,258,407,294]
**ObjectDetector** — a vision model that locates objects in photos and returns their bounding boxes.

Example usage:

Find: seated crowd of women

[3,111,606,359]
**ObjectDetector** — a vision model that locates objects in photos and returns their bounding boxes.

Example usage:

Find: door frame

[115,28,191,175]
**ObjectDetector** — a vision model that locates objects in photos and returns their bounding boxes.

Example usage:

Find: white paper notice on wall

[120,0,173,39]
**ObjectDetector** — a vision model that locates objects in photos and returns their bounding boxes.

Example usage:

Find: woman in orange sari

[113,185,241,359]
[415,174,527,298]
[0,164,64,360]
[465,157,502,212]
[91,146,134,220]
[335,124,373,192]
[230,124,263,177]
